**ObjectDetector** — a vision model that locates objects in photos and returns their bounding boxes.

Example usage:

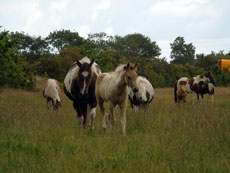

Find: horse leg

[119,101,127,135]
[73,101,83,129]
[192,93,195,105]
[133,105,138,112]
[109,102,116,132]
[88,100,97,130]
[201,94,204,104]
[98,98,106,130]
[197,93,203,105]
[82,104,88,129]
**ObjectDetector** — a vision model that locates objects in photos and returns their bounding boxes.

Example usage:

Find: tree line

[1,27,230,90]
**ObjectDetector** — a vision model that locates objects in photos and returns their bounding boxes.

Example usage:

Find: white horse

[128,76,154,110]
[96,63,139,134]
[43,79,62,112]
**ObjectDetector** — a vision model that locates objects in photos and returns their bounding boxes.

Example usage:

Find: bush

[0,29,35,90]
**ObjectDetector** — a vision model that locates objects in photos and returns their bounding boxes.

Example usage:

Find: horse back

[96,72,128,104]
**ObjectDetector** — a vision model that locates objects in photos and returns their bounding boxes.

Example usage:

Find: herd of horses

[43,57,216,134]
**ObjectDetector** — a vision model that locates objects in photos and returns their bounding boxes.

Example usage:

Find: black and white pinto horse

[174,72,215,103]
[128,76,154,110]
[63,57,101,129]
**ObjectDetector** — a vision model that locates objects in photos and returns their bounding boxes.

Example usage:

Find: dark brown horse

[63,57,101,129]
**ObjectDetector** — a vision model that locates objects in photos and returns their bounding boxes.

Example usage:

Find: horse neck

[51,88,61,103]
[115,71,127,89]
[193,75,200,83]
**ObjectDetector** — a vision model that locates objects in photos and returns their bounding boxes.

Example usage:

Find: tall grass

[0,86,230,172]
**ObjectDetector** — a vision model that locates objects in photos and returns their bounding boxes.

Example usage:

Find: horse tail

[42,88,46,98]
[174,80,178,103]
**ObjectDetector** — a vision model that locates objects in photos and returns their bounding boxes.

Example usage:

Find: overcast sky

[0,0,230,59]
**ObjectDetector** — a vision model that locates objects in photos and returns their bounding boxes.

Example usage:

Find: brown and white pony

[174,72,215,103]
[128,76,154,110]
[96,63,139,134]
[176,84,187,104]
[43,79,62,112]
[63,57,101,129]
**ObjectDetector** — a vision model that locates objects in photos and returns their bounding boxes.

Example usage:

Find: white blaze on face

[82,71,89,77]
[81,79,86,95]
[81,71,89,95]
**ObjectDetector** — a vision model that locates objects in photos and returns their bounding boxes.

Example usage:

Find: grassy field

[0,80,230,172]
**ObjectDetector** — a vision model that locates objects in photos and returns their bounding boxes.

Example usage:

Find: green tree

[195,53,218,72]
[9,32,49,63]
[46,29,84,53]
[87,32,113,51]
[112,33,161,58]
[0,28,35,89]
[170,37,195,65]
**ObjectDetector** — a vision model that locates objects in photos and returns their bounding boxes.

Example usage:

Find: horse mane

[81,57,101,76]
[69,57,101,77]
[137,76,148,84]
[115,63,137,74]
[115,64,127,73]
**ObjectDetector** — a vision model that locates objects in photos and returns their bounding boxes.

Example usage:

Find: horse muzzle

[133,88,138,93]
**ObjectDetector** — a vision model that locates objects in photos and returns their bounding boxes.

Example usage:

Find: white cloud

[76,25,91,38]
[157,40,171,59]
[194,38,230,55]
[95,0,111,11]
[148,0,221,18]
[48,0,68,12]
[91,0,111,22]
[0,0,229,58]
[104,27,113,35]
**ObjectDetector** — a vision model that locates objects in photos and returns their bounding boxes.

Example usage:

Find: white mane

[79,57,101,76]
[64,56,101,94]
[115,64,127,73]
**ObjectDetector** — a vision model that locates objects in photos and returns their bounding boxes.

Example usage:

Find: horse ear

[90,59,94,66]
[76,60,81,67]
[124,63,130,70]
[134,62,137,69]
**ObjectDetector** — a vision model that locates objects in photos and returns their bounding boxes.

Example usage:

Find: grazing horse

[43,79,62,112]
[128,76,154,110]
[174,72,215,103]
[176,84,187,104]
[63,57,101,129]
[96,63,139,134]
[200,83,215,103]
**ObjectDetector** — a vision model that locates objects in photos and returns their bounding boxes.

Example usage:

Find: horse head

[205,71,216,84]
[54,99,62,112]
[124,63,139,93]
[76,59,94,97]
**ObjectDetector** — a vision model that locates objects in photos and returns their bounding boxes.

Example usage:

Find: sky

[0,0,230,59]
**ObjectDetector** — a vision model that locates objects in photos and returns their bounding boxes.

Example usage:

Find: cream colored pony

[96,63,138,134]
